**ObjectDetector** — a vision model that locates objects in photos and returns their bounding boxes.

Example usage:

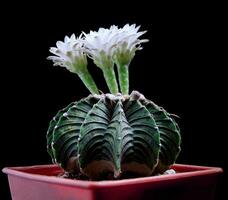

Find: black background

[0,2,226,200]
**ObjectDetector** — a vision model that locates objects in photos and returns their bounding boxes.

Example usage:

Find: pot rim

[2,164,223,189]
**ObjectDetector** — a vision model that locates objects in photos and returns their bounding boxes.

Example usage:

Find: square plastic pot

[2,164,222,200]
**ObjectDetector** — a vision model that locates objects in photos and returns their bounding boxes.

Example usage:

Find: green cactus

[47,91,181,180]
[47,25,181,180]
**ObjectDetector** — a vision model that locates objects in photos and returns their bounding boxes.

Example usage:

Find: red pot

[2,164,222,200]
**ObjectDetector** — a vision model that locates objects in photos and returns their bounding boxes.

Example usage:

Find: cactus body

[47,91,181,179]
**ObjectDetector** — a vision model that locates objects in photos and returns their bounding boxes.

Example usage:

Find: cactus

[47,91,181,179]
[47,24,181,180]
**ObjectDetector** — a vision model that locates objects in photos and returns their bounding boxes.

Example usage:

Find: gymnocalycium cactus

[47,24,181,180]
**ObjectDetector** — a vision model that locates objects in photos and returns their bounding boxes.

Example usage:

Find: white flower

[83,24,148,68]
[113,24,149,66]
[83,26,119,68]
[47,34,87,74]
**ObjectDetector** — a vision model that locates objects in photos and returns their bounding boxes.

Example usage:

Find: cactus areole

[47,24,181,180]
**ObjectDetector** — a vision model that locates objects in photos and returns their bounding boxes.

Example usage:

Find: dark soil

[57,169,176,181]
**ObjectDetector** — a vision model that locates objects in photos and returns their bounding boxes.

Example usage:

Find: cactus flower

[84,24,148,95]
[113,24,149,95]
[48,34,99,94]
[83,26,120,94]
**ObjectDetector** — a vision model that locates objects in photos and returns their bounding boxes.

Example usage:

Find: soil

[57,169,176,181]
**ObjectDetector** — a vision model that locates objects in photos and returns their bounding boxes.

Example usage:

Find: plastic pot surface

[2,164,223,200]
